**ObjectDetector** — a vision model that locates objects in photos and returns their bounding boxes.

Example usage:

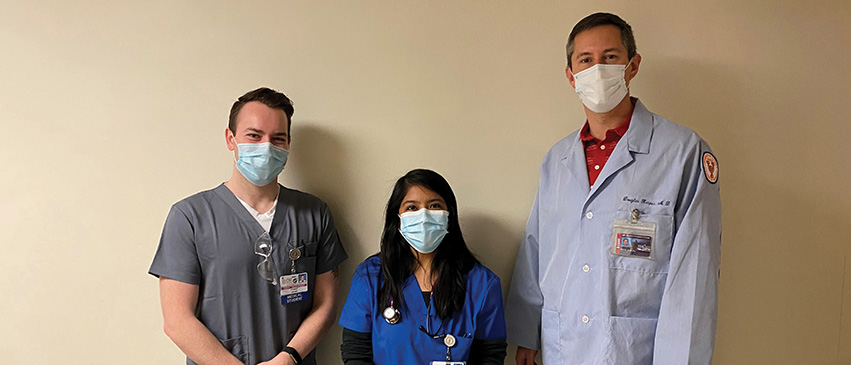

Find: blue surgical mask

[234,142,289,186]
[399,208,449,254]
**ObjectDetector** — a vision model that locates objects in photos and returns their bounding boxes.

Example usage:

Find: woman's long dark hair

[378,169,479,319]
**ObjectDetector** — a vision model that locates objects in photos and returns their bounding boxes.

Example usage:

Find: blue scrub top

[339,256,506,364]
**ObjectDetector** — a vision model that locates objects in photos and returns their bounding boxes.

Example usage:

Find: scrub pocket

[449,335,474,361]
[292,241,318,278]
[605,316,656,364]
[281,241,319,331]
[275,241,318,276]
[540,308,561,363]
[220,335,248,363]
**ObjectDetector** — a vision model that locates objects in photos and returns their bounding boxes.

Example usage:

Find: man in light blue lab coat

[505,13,721,365]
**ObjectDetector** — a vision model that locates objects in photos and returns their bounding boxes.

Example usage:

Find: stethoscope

[382,293,458,361]
[382,298,401,324]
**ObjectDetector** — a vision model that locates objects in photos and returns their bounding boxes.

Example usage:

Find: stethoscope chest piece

[383,306,401,324]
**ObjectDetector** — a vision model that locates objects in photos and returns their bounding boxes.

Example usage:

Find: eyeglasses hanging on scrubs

[254,232,278,285]
[233,138,289,186]
[398,208,449,254]
[571,58,634,113]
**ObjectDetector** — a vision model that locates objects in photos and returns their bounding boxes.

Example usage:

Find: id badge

[280,272,309,304]
[431,362,465,365]
[611,217,656,259]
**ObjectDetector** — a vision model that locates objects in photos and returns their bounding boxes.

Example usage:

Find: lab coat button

[582,264,590,272]
[585,212,593,219]
[581,315,590,323]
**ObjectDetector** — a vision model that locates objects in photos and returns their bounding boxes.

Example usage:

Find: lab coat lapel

[561,136,591,192]
[588,138,633,198]
[587,99,653,201]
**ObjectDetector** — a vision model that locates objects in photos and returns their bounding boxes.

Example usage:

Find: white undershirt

[235,195,278,233]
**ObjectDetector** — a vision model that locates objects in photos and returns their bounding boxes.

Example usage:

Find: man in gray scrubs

[150,87,347,365]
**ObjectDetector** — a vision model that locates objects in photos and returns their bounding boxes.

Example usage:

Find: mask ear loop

[624,57,636,75]
[229,130,240,163]
[622,57,636,93]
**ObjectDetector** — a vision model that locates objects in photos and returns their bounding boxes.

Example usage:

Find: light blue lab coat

[505,98,721,364]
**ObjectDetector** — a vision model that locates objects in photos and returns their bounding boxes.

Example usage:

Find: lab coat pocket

[540,308,561,363]
[609,209,674,272]
[608,210,671,317]
[219,335,249,363]
[605,316,656,365]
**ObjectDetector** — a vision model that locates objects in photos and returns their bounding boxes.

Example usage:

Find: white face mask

[572,60,632,113]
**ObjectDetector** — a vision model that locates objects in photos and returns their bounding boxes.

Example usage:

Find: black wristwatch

[282,346,303,365]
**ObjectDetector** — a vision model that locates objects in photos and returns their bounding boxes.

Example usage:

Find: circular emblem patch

[702,152,719,184]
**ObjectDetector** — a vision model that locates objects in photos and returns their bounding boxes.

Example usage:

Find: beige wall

[1,1,849,364]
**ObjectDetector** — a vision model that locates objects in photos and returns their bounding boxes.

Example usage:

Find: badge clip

[443,334,456,348]
[443,334,455,360]
[288,247,301,274]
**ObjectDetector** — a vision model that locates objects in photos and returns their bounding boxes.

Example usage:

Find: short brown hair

[228,87,294,134]
[566,13,637,70]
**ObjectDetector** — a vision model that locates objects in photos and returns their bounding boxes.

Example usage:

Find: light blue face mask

[399,208,449,254]
[234,142,289,186]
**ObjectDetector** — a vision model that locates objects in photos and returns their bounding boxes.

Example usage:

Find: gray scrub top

[149,183,347,365]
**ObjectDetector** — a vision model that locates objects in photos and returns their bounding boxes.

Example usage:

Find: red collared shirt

[579,115,632,186]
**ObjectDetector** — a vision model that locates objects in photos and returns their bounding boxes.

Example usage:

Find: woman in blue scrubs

[339,169,507,364]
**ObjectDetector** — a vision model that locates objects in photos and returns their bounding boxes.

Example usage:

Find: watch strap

[282,346,302,365]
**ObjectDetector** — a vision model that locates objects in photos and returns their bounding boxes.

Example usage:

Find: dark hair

[377,169,479,319]
[228,87,295,135]
[566,12,637,70]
